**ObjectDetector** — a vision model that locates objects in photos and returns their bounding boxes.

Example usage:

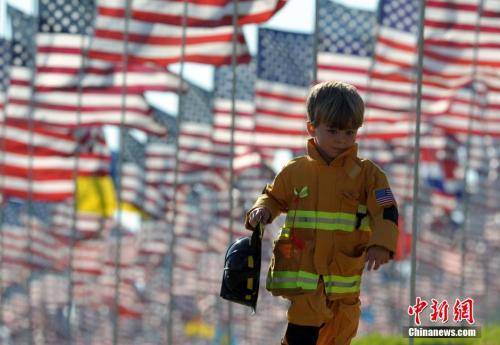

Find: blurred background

[0,0,498,344]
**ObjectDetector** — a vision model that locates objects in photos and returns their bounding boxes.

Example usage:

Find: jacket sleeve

[244,168,290,230]
[366,163,399,257]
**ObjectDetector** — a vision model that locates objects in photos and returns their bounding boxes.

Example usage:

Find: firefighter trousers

[281,280,361,345]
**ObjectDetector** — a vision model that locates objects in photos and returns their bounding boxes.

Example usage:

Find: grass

[351,325,500,345]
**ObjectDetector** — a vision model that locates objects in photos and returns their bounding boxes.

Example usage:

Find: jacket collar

[306,138,362,178]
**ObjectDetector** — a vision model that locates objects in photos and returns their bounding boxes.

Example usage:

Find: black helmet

[220,225,263,312]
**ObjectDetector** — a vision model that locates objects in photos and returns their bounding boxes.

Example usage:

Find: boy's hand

[365,245,391,271]
[248,207,271,228]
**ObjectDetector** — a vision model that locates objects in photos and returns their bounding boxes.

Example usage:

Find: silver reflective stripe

[295,217,355,226]
[271,277,318,284]
[324,281,359,288]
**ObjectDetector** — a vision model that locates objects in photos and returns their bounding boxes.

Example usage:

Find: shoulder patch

[375,188,395,207]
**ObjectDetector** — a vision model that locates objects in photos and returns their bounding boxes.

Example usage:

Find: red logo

[430,299,449,323]
[408,297,428,325]
[453,298,475,325]
[408,297,475,325]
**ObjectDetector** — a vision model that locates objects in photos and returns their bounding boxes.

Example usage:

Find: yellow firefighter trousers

[284,280,361,345]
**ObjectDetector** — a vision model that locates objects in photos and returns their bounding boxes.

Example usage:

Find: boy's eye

[346,130,355,136]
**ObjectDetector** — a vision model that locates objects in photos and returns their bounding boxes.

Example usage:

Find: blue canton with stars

[1,198,53,227]
[378,0,420,33]
[7,6,37,68]
[38,0,95,35]
[0,39,11,92]
[123,131,146,167]
[214,61,256,101]
[318,0,376,57]
[180,83,214,124]
[257,28,314,87]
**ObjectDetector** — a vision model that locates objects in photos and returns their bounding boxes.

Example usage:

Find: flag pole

[358,3,381,155]
[459,0,484,301]
[408,1,426,345]
[66,4,97,342]
[0,5,12,326]
[112,0,132,344]
[24,1,40,344]
[166,1,188,343]
[312,0,319,84]
[227,0,239,341]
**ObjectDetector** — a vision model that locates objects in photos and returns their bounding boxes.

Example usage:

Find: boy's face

[307,122,358,160]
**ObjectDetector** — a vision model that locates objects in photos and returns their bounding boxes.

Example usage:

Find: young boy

[245,81,399,345]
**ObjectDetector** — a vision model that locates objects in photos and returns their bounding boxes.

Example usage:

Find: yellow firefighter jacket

[245,139,399,298]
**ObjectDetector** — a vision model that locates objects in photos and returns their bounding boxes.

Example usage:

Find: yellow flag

[184,319,215,339]
[76,176,116,216]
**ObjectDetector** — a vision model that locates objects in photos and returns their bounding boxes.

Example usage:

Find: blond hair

[306,81,364,129]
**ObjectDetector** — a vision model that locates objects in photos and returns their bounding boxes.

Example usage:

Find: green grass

[351,325,500,345]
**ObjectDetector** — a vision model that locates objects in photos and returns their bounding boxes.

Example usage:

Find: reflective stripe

[323,274,361,294]
[357,204,371,231]
[267,270,319,290]
[359,217,370,231]
[248,256,254,268]
[285,210,357,232]
[357,205,367,213]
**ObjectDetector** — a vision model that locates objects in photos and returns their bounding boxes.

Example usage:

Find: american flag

[254,28,314,150]
[422,0,500,137]
[99,230,144,318]
[213,61,273,168]
[89,0,251,66]
[50,201,115,240]
[213,62,256,152]
[5,4,172,136]
[98,0,287,27]
[1,200,64,271]
[0,39,10,115]
[119,132,168,219]
[36,0,184,92]
[137,220,170,259]
[359,0,422,147]
[316,0,415,140]
[174,83,260,178]
[374,187,396,207]
[4,6,36,124]
[374,0,500,137]
[317,0,375,93]
[0,119,110,201]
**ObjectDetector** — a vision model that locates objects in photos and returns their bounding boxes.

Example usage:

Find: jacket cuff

[244,196,282,230]
[367,217,399,258]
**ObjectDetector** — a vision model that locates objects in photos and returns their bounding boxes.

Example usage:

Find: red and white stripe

[253,80,308,150]
[36,33,184,92]
[51,202,115,240]
[89,0,251,66]
[367,0,500,137]
[1,218,64,271]
[98,0,287,27]
[0,121,111,201]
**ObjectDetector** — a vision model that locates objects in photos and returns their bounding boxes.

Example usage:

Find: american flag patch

[375,188,395,207]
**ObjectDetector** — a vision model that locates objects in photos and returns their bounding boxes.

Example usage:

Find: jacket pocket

[325,251,365,295]
[331,250,366,277]
[270,238,300,273]
[267,238,317,296]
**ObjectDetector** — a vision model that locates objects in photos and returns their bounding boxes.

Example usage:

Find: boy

[245,81,399,345]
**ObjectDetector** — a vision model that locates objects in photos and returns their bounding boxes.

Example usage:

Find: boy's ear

[306,121,316,137]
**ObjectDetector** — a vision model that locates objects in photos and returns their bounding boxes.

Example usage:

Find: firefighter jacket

[245,139,399,298]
